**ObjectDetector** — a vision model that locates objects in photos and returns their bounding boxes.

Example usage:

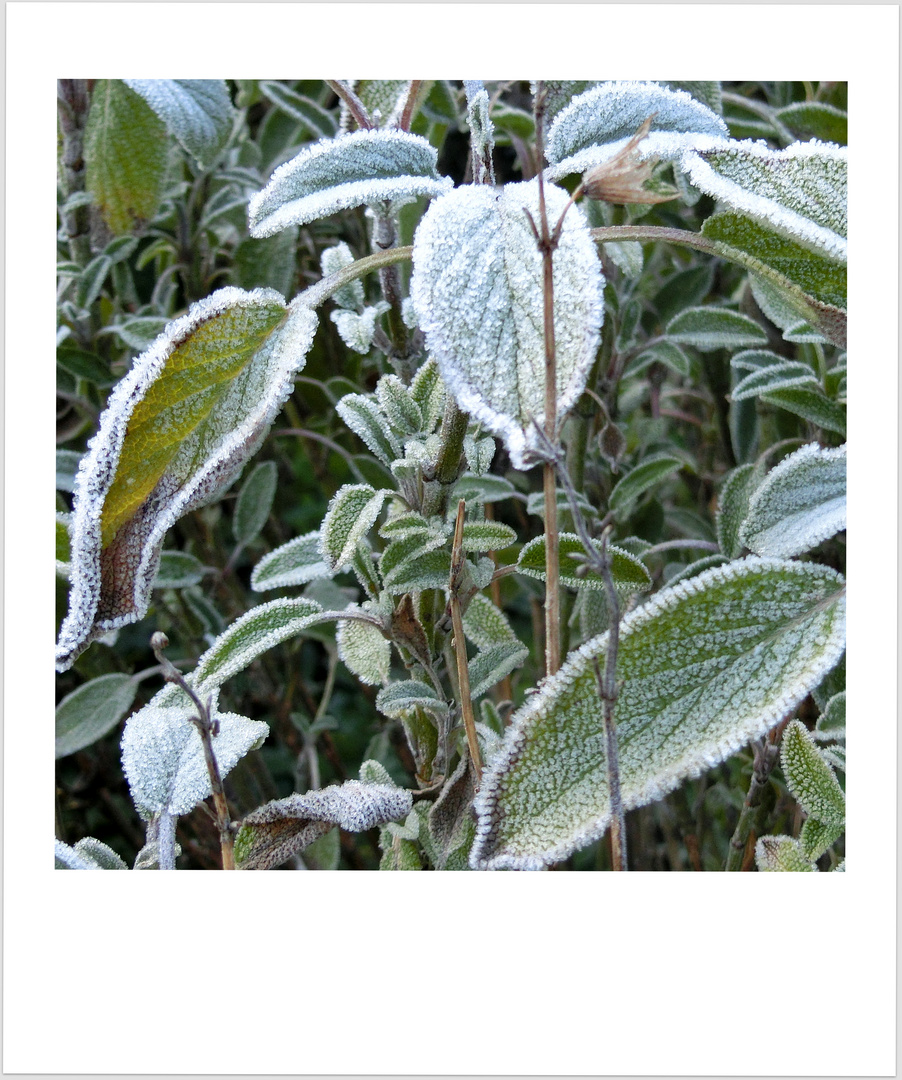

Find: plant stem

[449,500,483,783]
[326,80,372,129]
[725,727,783,871]
[296,246,412,311]
[590,225,719,257]
[151,633,235,870]
[57,79,92,269]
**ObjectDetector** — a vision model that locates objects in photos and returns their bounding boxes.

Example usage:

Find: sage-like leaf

[544,80,728,181]
[471,557,845,870]
[665,307,768,352]
[516,534,652,595]
[681,137,847,260]
[153,550,208,589]
[123,80,234,167]
[781,719,845,830]
[730,350,820,400]
[248,129,452,238]
[609,454,685,516]
[376,680,449,721]
[336,394,402,466]
[715,463,760,559]
[250,531,332,591]
[462,593,519,649]
[320,484,393,572]
[410,179,604,469]
[739,443,846,558]
[56,289,318,671]
[235,781,413,870]
[233,460,278,546]
[468,642,530,700]
[755,835,817,872]
[55,838,128,870]
[336,603,391,686]
[56,672,138,759]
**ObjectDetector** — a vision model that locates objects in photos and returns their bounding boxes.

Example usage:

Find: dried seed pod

[581,114,677,206]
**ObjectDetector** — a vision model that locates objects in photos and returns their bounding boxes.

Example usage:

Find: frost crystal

[248,129,453,237]
[411,180,604,470]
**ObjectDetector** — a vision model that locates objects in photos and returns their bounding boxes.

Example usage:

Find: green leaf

[715,463,760,558]
[382,545,452,594]
[55,673,138,759]
[410,178,604,469]
[452,472,520,505]
[462,593,519,649]
[235,780,412,870]
[123,80,234,167]
[320,484,393,572]
[609,453,685,516]
[760,385,846,435]
[739,443,845,558]
[153,550,208,589]
[75,254,112,310]
[55,838,129,870]
[409,357,446,432]
[460,520,517,553]
[468,642,530,700]
[755,835,817,872]
[250,531,332,591]
[248,129,452,237]
[84,79,168,235]
[665,307,768,351]
[730,350,819,400]
[336,603,391,686]
[56,289,318,671]
[775,102,847,145]
[321,242,366,311]
[781,720,845,829]
[336,393,402,466]
[516,534,652,595]
[234,228,298,296]
[233,460,278,546]
[471,557,846,870]
[259,81,338,139]
[57,346,115,387]
[376,680,449,720]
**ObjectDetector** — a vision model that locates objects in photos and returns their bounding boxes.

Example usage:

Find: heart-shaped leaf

[411,179,604,469]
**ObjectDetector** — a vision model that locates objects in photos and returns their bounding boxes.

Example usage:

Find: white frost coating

[123,80,234,166]
[471,556,846,870]
[739,443,846,558]
[120,692,269,818]
[55,290,318,671]
[248,129,453,237]
[681,137,847,260]
[336,603,391,686]
[330,302,390,354]
[250,531,332,591]
[410,180,604,470]
[545,81,728,180]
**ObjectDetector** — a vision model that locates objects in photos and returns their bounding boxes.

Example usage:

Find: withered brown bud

[581,114,677,206]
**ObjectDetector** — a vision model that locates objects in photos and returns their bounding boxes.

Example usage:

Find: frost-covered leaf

[321,242,365,311]
[781,720,845,831]
[234,781,412,870]
[233,460,278,546]
[153,550,208,589]
[460,520,517,553]
[250,531,332,591]
[379,527,448,589]
[410,179,604,470]
[123,80,234,167]
[816,691,846,738]
[609,453,685,516]
[248,129,452,237]
[665,307,768,351]
[55,837,128,870]
[452,472,519,505]
[336,602,391,686]
[259,81,338,140]
[409,358,446,432]
[56,289,318,671]
[715,463,760,559]
[625,340,691,380]
[730,350,819,401]
[462,593,518,649]
[57,449,83,493]
[121,694,269,819]
[463,434,496,476]
[84,79,168,235]
[382,545,452,594]
[755,835,817,872]
[516,534,652,595]
[760,385,846,436]
[336,393,402,466]
[776,102,847,146]
[471,557,846,870]
[330,303,390,354]
[544,81,728,181]
[739,443,846,558]
[320,484,393,572]
[376,680,449,720]
[468,642,530,700]
[682,137,847,261]
[376,374,424,436]
[56,672,138,759]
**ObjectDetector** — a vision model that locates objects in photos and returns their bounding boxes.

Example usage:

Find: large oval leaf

[56,289,318,671]
[248,129,452,237]
[410,179,604,469]
[471,557,846,870]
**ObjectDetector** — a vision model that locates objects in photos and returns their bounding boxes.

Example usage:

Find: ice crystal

[410,179,604,470]
[248,129,452,238]
[471,556,846,870]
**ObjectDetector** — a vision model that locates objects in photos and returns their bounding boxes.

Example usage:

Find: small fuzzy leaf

[121,696,269,819]
[545,80,728,180]
[609,454,685,516]
[248,129,452,237]
[625,340,691,380]
[739,443,845,558]
[799,815,843,861]
[452,473,519,505]
[123,80,234,167]
[251,531,332,591]
[776,102,847,146]
[409,358,446,432]
[382,546,452,594]
[321,242,365,311]
[153,550,208,589]
[84,80,168,234]
[235,781,412,870]
[730,352,819,401]
[755,835,817,872]
[715,463,759,558]
[56,290,318,671]
[56,672,138,759]
[336,604,391,686]
[376,374,424,436]
[462,593,518,649]
[411,179,604,470]
[471,557,845,870]
[665,307,768,352]
[468,642,530,700]
[379,528,448,590]
[816,691,846,737]
[320,484,393,572]
[463,435,496,476]
[760,386,846,436]
[460,520,517,553]
[259,81,338,139]
[376,680,449,720]
[781,720,845,829]
[233,460,278,546]
[336,393,402,466]
[516,534,652,595]
[681,137,846,260]
[55,838,128,870]
[330,304,389,354]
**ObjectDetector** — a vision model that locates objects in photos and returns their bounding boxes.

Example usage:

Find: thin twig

[326,80,372,130]
[397,80,424,132]
[151,632,235,870]
[449,499,483,783]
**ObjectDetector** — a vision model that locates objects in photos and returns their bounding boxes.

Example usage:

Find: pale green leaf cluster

[55,837,129,870]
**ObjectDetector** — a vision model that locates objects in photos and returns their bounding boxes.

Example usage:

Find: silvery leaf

[123,80,234,167]
[411,179,604,469]
[248,129,453,238]
[55,837,129,870]
[250,531,333,591]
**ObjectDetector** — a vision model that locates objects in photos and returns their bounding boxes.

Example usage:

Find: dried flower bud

[581,114,676,206]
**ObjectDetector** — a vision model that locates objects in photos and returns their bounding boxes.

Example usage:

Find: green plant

[56,79,846,871]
